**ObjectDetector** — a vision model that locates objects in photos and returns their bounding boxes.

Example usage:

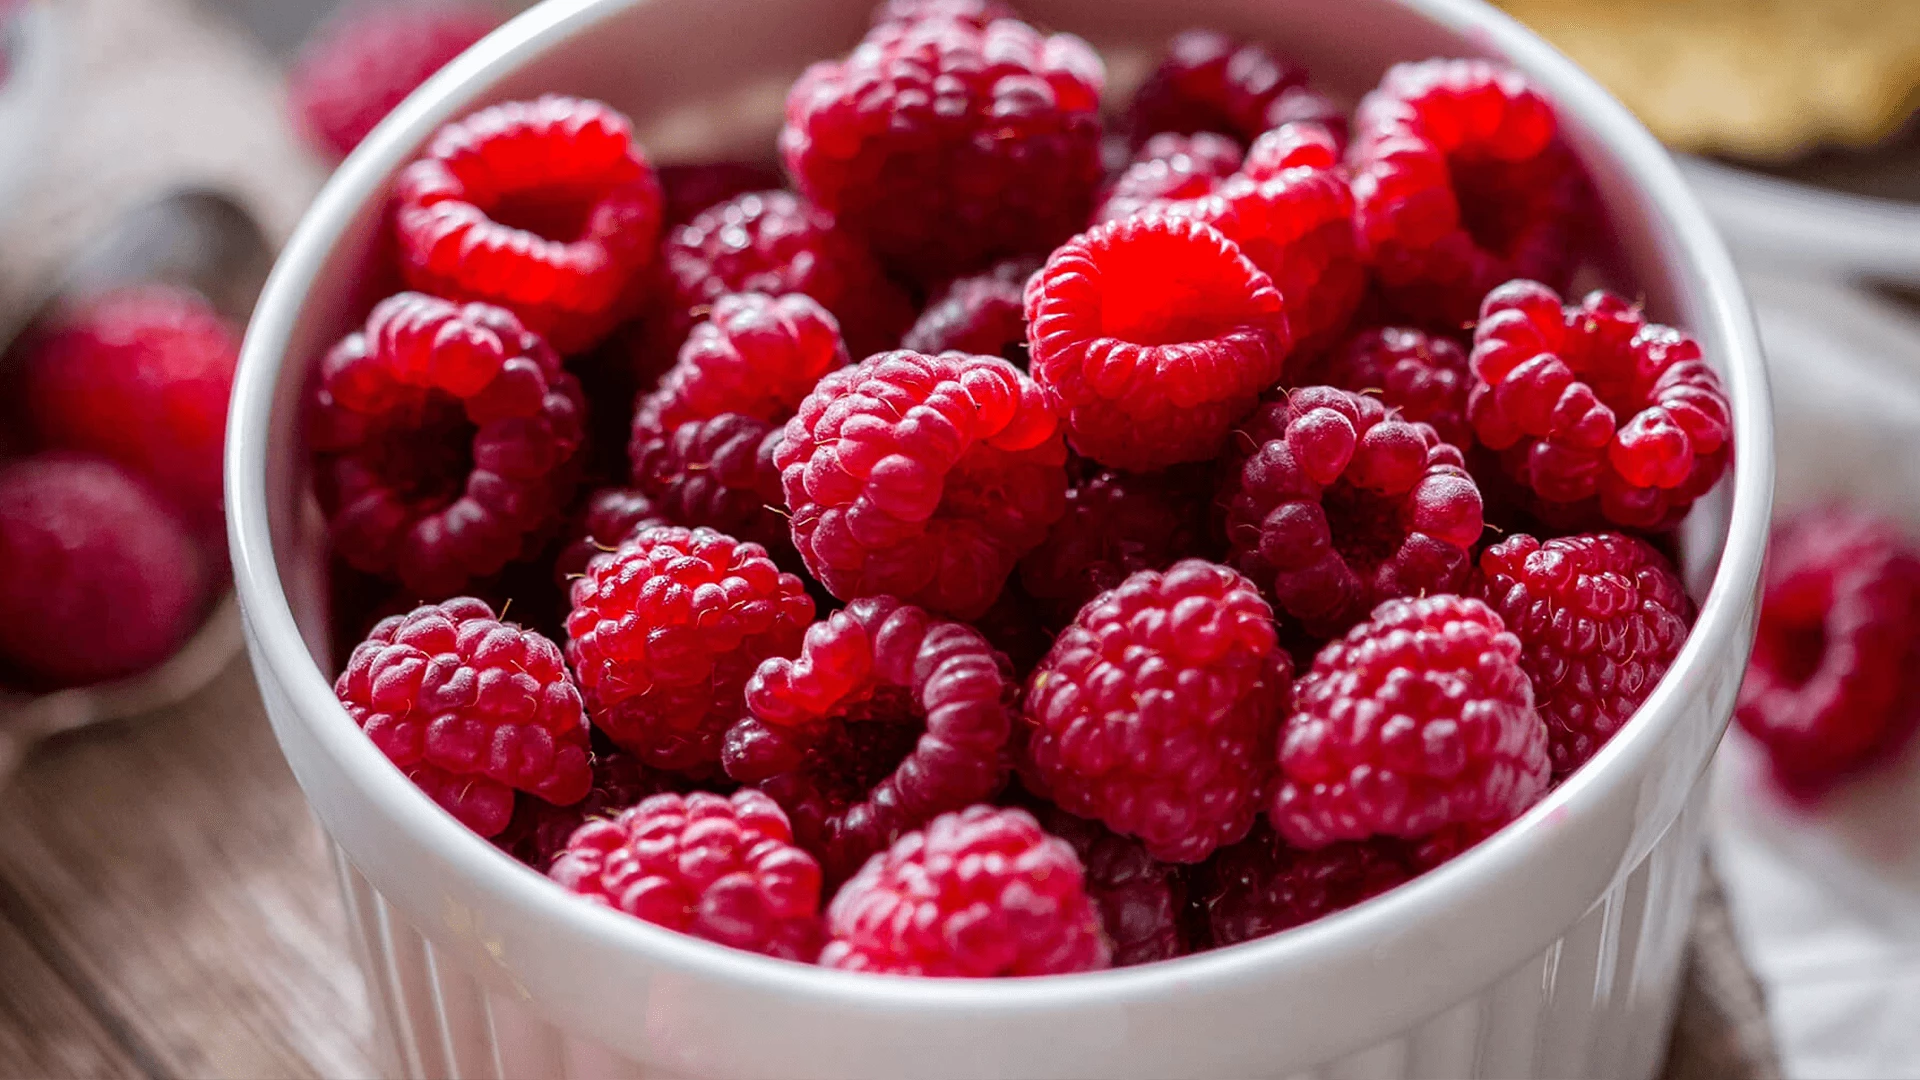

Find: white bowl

[227,0,1775,1076]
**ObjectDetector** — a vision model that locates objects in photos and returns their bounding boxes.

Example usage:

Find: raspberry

[334,597,592,838]
[1091,131,1243,225]
[662,190,914,359]
[1240,120,1343,181]
[308,292,587,595]
[1347,59,1590,330]
[1031,801,1191,966]
[1259,93,1348,155]
[565,526,814,774]
[0,454,210,689]
[1735,508,1920,796]
[1272,594,1550,848]
[1022,560,1290,863]
[19,285,240,536]
[1467,281,1733,530]
[901,257,1039,363]
[393,95,663,352]
[1221,386,1484,638]
[632,415,790,558]
[1017,464,1207,627]
[496,748,686,871]
[820,805,1110,976]
[776,350,1068,620]
[287,1,500,160]
[549,790,823,960]
[657,160,785,224]
[1199,824,1412,946]
[725,597,1017,880]
[552,486,670,584]
[1124,30,1309,146]
[781,14,1106,282]
[1309,326,1472,449]
[1025,215,1290,470]
[1475,532,1692,777]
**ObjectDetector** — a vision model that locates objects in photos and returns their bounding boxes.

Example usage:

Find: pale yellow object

[1497,0,1920,158]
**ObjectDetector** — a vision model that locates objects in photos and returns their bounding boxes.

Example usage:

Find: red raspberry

[820,805,1110,976]
[550,790,823,960]
[1221,386,1484,638]
[20,285,240,536]
[552,486,671,584]
[287,1,500,160]
[1736,508,1920,796]
[1026,215,1290,470]
[0,454,210,689]
[662,191,914,359]
[1032,801,1192,966]
[1348,59,1589,329]
[776,350,1068,620]
[1309,326,1472,450]
[1240,120,1342,181]
[781,14,1106,282]
[633,416,790,558]
[901,257,1039,363]
[496,748,687,871]
[657,160,785,225]
[1260,94,1348,155]
[1091,131,1243,225]
[1022,560,1290,863]
[566,526,814,775]
[1017,464,1208,627]
[1468,281,1733,530]
[1200,824,1413,946]
[1124,30,1309,146]
[392,95,663,352]
[335,597,592,838]
[725,596,1016,880]
[308,292,587,595]
[1475,533,1692,777]
[1272,594,1550,849]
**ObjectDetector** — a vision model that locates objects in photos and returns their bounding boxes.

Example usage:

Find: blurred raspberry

[1031,801,1193,965]
[1199,824,1412,946]
[1240,120,1342,180]
[1124,30,1310,146]
[657,160,785,224]
[1309,326,1472,449]
[1091,131,1243,225]
[1017,464,1208,627]
[871,0,1013,29]
[496,748,687,871]
[288,1,501,160]
[0,454,210,690]
[901,257,1039,363]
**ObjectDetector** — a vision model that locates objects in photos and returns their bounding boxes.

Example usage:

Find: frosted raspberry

[821,805,1110,976]
[781,14,1106,281]
[1200,824,1412,946]
[308,293,586,595]
[1468,281,1733,530]
[1026,215,1290,470]
[657,160,784,224]
[550,790,823,960]
[1310,326,1472,449]
[1736,508,1920,796]
[1124,30,1309,146]
[335,597,592,838]
[776,350,1068,619]
[1475,532,1692,777]
[20,285,240,536]
[1221,386,1484,638]
[1023,560,1290,863]
[1348,59,1589,329]
[662,190,914,359]
[1032,801,1192,965]
[495,748,687,871]
[287,1,500,160]
[552,486,670,584]
[1273,594,1550,848]
[1091,131,1243,225]
[901,257,1039,363]
[0,454,210,689]
[565,526,815,774]
[725,596,1015,880]
[1017,464,1208,627]
[392,95,662,352]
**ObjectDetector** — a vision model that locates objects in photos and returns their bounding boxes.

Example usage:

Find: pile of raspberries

[320,6,1774,977]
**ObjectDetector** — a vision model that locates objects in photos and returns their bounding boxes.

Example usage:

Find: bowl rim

[227,0,1774,1014]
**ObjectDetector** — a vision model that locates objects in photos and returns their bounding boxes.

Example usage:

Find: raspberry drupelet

[1199,823,1413,946]
[550,790,823,960]
[1310,326,1473,450]
[1221,386,1484,639]
[1091,131,1244,225]
[392,95,662,353]
[661,191,914,359]
[495,748,687,871]
[334,597,592,838]
[1475,532,1693,777]
[1468,281,1733,530]
[1022,560,1291,863]
[1030,800,1193,965]
[308,292,587,596]
[1123,29,1322,148]
[1017,464,1209,627]
[724,596,1018,881]
[776,349,1068,620]
[1272,594,1551,849]
[1347,59,1589,330]
[901,257,1040,363]
[1736,508,1920,796]
[1025,215,1290,470]
[781,13,1106,282]
[565,526,815,775]
[820,805,1111,976]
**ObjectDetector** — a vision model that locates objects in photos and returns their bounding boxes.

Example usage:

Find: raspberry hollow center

[370,392,475,509]
[1093,226,1271,346]
[489,185,602,244]
[801,686,924,811]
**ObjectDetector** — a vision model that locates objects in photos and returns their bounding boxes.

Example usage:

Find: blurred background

[0,0,1915,1077]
